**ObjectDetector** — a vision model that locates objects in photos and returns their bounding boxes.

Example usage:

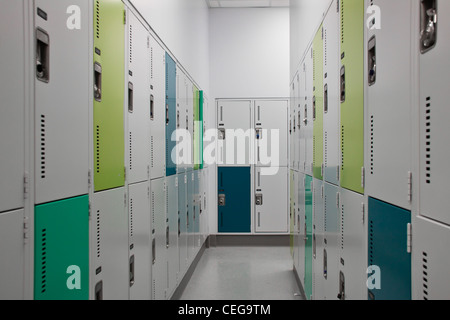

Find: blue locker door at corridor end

[218,167,251,233]
[165,52,177,176]
[368,197,411,300]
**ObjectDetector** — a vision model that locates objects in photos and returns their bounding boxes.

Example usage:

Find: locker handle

[340,66,346,103]
[177,110,180,128]
[95,281,103,300]
[324,84,328,113]
[36,28,49,83]
[166,104,169,125]
[312,96,316,121]
[303,104,308,125]
[128,82,134,113]
[255,194,263,206]
[166,226,170,248]
[297,110,301,129]
[150,95,154,120]
[219,194,226,206]
[258,212,261,227]
[178,217,181,237]
[94,62,102,102]
[152,238,156,265]
[129,255,135,287]
[420,1,437,53]
[368,36,376,86]
[186,115,189,131]
[323,248,328,279]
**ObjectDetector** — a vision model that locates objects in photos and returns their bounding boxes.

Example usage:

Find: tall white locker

[126,12,151,185]
[217,100,252,166]
[0,209,25,299]
[254,167,288,233]
[323,0,341,186]
[417,0,450,225]
[128,181,151,300]
[166,175,179,297]
[150,36,166,180]
[0,0,26,213]
[91,188,129,300]
[313,179,325,300]
[33,0,90,204]
[304,49,314,176]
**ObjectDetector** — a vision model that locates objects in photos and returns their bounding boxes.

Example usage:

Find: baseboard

[211,234,290,247]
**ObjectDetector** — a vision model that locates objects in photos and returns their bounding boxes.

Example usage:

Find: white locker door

[166,175,179,297]
[418,0,450,225]
[150,36,166,180]
[299,61,307,174]
[128,181,151,300]
[127,12,151,185]
[92,188,129,300]
[0,209,25,299]
[297,172,305,281]
[412,216,450,300]
[151,177,167,299]
[34,0,90,204]
[293,171,300,271]
[255,100,288,168]
[187,172,195,262]
[295,73,302,171]
[178,173,188,276]
[254,167,288,233]
[176,69,188,174]
[338,188,367,300]
[323,1,341,186]
[305,50,314,176]
[313,179,325,300]
[217,100,252,166]
[289,82,295,170]
[200,169,209,244]
[0,1,26,213]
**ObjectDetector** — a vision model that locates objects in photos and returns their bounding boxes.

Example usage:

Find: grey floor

[179,246,304,300]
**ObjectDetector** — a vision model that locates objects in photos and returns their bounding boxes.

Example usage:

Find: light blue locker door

[165,53,177,176]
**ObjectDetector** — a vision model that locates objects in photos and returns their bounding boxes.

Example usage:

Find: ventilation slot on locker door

[96,126,101,173]
[40,228,47,294]
[422,252,429,300]
[40,115,46,179]
[129,24,133,63]
[340,0,344,44]
[129,132,133,171]
[95,0,100,39]
[340,205,344,250]
[150,47,153,79]
[341,126,345,171]
[324,132,328,167]
[369,219,374,270]
[151,136,154,168]
[96,210,101,258]
[129,198,134,238]
[425,97,431,184]
[370,116,374,174]
[151,191,155,225]
[324,29,327,66]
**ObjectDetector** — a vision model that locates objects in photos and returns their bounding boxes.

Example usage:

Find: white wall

[129,0,210,93]
[290,0,332,81]
[209,7,290,100]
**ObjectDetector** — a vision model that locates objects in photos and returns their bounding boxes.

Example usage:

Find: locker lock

[218,194,226,206]
[255,194,263,206]
[420,1,437,53]
[255,128,262,140]
[218,128,226,140]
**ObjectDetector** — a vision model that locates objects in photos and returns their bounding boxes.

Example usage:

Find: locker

[165,53,177,177]
[217,100,252,166]
[323,1,341,186]
[337,188,366,300]
[299,62,307,174]
[0,0,26,213]
[304,50,314,176]
[418,0,450,226]
[186,79,194,172]
[193,170,201,250]
[178,173,188,276]
[289,80,297,170]
[33,0,90,204]
[93,0,125,192]
[365,0,412,210]
[128,182,152,300]
[254,100,288,168]
[193,86,200,171]
[187,171,195,262]
[217,167,251,233]
[126,11,151,185]
[34,196,89,300]
[296,172,306,282]
[368,197,411,300]
[0,209,25,300]
[313,26,324,180]
[295,74,302,172]
[151,178,167,300]
[176,69,188,174]
[202,94,209,169]
[200,169,209,244]
[412,216,450,300]
[166,175,179,297]
[304,175,313,299]
[254,167,288,233]
[150,36,166,180]
[91,188,128,300]
[339,0,365,195]
[323,182,340,300]
[292,171,299,266]
[289,170,295,255]
[313,178,325,300]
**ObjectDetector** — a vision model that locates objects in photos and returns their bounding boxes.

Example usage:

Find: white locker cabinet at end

[254,167,288,233]
[150,36,166,180]
[34,0,90,204]
[126,11,151,185]
[313,178,325,300]
[166,175,179,298]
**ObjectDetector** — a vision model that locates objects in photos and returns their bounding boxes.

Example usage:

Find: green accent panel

[34,195,89,300]
[340,0,365,194]
[313,26,324,180]
[199,91,204,169]
[93,0,125,192]
[193,86,200,170]
[290,170,295,255]
[304,175,313,300]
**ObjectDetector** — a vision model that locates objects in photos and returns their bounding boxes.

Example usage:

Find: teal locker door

[368,197,411,300]
[218,167,251,233]
[34,195,89,300]
[165,53,177,176]
[304,175,313,299]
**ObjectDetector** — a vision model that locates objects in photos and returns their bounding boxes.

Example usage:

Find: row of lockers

[289,0,450,300]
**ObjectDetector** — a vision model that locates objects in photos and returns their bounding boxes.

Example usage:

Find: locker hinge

[124,166,127,181]
[147,165,150,179]
[124,10,127,25]
[321,185,324,198]
[321,164,324,177]
[23,217,30,244]
[337,166,340,181]
[361,203,365,225]
[407,171,412,202]
[88,170,92,189]
[88,202,92,219]
[361,167,365,189]
[407,223,412,253]
[124,193,127,206]
[336,192,340,208]
[23,173,29,199]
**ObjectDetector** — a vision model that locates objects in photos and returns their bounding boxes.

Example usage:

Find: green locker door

[304,175,313,299]
[340,0,364,194]
[313,25,324,180]
[34,195,89,300]
[193,86,200,170]
[93,0,125,192]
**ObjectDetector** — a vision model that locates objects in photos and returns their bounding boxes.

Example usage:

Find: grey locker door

[92,188,129,300]
[176,70,188,174]
[128,181,151,300]
[127,12,151,185]
[0,209,25,299]
[166,175,179,297]
[178,173,188,276]
[290,81,296,170]
[305,51,314,176]
[313,178,325,300]
[0,1,26,213]
[34,0,90,204]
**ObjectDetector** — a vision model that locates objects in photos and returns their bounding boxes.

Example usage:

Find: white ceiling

[207,0,290,8]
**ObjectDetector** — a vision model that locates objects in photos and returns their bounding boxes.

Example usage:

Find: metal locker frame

[0,0,26,213]
[323,1,341,186]
[128,181,151,300]
[304,175,313,299]
[292,171,300,269]
[166,175,179,298]
[165,53,177,177]
[0,209,25,299]
[254,167,288,233]
[149,35,166,180]
[126,11,151,185]
[178,173,188,277]
[339,0,365,195]
[93,0,125,192]
[254,100,289,168]
[193,86,200,171]
[313,26,324,180]
[313,178,325,300]
[202,94,210,169]
[305,50,314,176]
[34,0,90,204]
[151,177,167,300]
